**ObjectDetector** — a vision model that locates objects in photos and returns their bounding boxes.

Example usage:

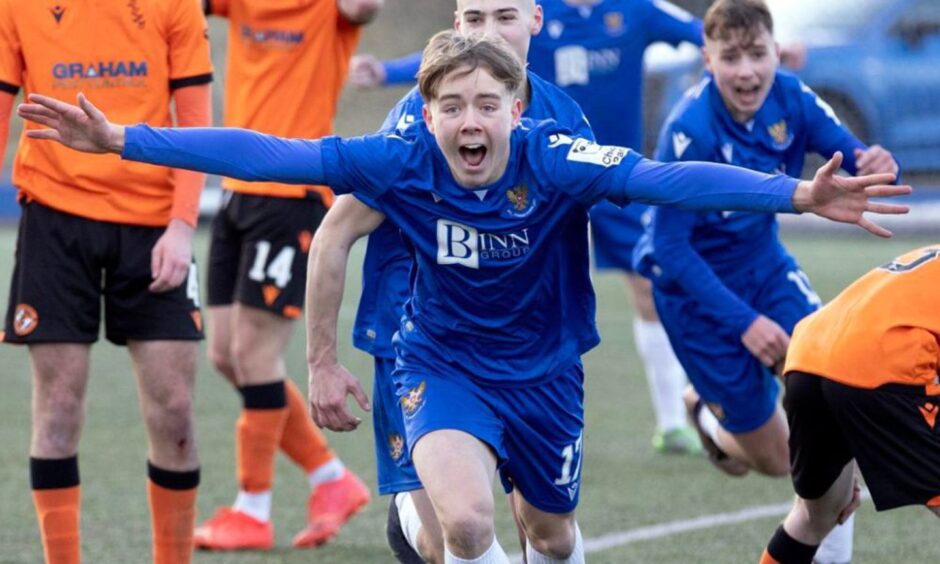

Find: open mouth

[735,84,761,102]
[459,144,487,167]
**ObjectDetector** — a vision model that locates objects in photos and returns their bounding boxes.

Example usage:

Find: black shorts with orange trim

[207,191,327,318]
[785,371,940,511]
[3,201,204,345]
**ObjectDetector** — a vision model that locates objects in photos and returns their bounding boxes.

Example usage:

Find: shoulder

[379,86,424,134]
[527,71,592,137]
[665,77,714,138]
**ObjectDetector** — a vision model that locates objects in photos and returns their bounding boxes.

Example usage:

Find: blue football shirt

[636,70,872,334]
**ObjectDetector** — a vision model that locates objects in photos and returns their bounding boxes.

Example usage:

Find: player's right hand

[308,362,371,432]
[741,315,790,368]
[18,93,125,154]
[347,54,387,89]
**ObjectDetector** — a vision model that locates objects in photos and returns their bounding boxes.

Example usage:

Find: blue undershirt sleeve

[122,124,327,185]
[609,157,799,213]
[382,51,422,86]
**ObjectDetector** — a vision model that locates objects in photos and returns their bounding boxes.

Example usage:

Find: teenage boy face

[423,66,522,188]
[455,0,543,63]
[704,24,780,123]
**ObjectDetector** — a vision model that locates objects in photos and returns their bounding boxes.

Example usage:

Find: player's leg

[104,221,205,564]
[29,344,92,564]
[5,201,105,564]
[412,430,505,562]
[497,362,587,562]
[373,356,443,562]
[627,273,699,455]
[128,340,201,564]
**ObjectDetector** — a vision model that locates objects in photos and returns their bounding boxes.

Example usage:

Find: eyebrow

[437,92,503,103]
[461,7,520,17]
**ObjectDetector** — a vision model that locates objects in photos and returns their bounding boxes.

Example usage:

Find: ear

[530,4,544,35]
[510,96,523,128]
[422,103,435,134]
[454,10,461,32]
[701,44,713,74]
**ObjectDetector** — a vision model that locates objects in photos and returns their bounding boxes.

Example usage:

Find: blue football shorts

[372,356,423,495]
[394,361,585,514]
[655,261,820,433]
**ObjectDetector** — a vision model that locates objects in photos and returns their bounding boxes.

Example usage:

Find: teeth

[463,144,483,150]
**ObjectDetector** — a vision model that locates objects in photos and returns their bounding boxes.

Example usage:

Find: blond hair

[417,30,524,101]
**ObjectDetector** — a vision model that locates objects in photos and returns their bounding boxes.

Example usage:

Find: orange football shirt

[785,245,940,394]
[210,0,361,202]
[0,0,212,226]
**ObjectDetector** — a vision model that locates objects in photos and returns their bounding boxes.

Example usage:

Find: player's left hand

[308,362,371,432]
[150,218,194,292]
[779,41,807,71]
[348,54,387,89]
[837,476,862,525]
[854,146,898,177]
[793,151,911,238]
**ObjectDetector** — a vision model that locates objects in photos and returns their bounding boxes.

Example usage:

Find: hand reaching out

[17,93,125,154]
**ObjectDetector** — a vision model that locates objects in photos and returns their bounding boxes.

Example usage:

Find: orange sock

[147,476,197,564]
[759,548,781,564]
[32,487,81,564]
[237,407,289,492]
[280,379,335,473]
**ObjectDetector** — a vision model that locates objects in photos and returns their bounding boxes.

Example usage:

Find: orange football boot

[292,470,371,548]
[193,507,274,551]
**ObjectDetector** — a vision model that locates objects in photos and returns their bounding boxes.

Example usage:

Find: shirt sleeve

[382,51,422,86]
[123,125,328,185]
[168,0,214,89]
[799,82,866,174]
[0,0,22,92]
[645,0,703,46]
[647,120,760,331]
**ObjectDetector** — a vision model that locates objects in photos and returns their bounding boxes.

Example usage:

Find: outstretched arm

[615,153,910,238]
[18,93,328,185]
[306,195,386,432]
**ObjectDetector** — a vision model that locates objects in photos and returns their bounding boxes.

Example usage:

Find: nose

[460,107,482,133]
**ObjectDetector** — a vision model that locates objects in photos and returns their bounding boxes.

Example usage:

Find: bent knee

[525,521,577,559]
[440,505,495,554]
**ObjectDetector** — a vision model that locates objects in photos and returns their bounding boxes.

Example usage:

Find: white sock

[444,537,509,564]
[395,492,423,555]
[232,490,272,522]
[307,458,345,489]
[633,318,688,432]
[815,512,855,564]
[695,402,722,445]
[525,523,584,564]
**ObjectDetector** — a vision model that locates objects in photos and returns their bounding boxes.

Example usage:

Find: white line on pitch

[508,490,870,562]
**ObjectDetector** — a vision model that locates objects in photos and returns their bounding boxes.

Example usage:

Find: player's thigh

[231,193,328,319]
[656,293,778,434]
[824,379,940,511]
[229,304,296,384]
[496,362,585,515]
[103,223,203,345]
[372,356,423,495]
[756,263,821,334]
[4,201,104,344]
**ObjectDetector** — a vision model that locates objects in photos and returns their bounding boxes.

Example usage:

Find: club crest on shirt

[767,119,792,148]
[400,381,427,418]
[388,433,406,461]
[604,12,624,35]
[13,304,38,337]
[505,184,536,217]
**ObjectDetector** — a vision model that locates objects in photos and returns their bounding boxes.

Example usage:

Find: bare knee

[207,344,237,384]
[32,393,84,456]
[439,503,495,556]
[523,515,577,559]
[143,389,196,461]
[750,450,790,477]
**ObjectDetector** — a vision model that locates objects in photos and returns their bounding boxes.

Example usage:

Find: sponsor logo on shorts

[919,402,937,430]
[388,433,405,461]
[262,284,281,307]
[13,304,39,336]
[400,381,427,418]
[297,230,313,254]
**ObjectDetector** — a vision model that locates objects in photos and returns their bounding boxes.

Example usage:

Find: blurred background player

[635,0,900,561]
[761,245,940,564]
[313,1,593,560]
[0,0,212,562]
[527,0,705,455]
[192,0,382,552]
